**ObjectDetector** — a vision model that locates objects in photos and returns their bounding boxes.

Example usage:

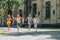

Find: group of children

[6,14,40,32]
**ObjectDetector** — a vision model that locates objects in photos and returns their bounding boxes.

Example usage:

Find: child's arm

[22,18,24,23]
[25,17,28,21]
[20,17,22,22]
[10,17,12,20]
[12,16,14,20]
[12,16,16,20]
[37,18,40,23]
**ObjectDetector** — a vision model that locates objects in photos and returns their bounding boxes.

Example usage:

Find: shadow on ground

[4,31,60,40]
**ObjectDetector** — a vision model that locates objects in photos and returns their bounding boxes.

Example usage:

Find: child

[13,14,22,32]
[25,14,32,31]
[33,15,40,32]
[7,14,12,31]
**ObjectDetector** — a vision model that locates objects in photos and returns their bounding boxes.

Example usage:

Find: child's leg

[17,26,19,32]
[17,24,20,32]
[8,24,10,31]
[34,24,37,32]
[28,24,31,31]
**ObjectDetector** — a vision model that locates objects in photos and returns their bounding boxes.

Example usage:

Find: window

[57,0,60,18]
[32,3,37,17]
[38,12,40,15]
[45,1,51,19]
[53,10,55,14]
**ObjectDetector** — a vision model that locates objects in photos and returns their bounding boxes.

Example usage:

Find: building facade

[31,0,60,24]
[0,0,60,24]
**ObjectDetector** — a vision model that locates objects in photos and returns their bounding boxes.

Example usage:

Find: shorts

[34,24,37,28]
[28,21,32,25]
[28,23,31,25]
[17,23,21,27]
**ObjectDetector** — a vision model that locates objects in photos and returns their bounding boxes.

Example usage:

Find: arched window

[32,3,37,17]
[45,1,51,19]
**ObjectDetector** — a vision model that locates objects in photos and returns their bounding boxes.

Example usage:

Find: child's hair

[16,14,20,17]
[28,14,32,17]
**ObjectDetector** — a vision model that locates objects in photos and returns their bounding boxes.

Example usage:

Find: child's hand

[25,18,28,22]
[12,15,14,18]
[22,18,24,23]
[12,16,14,18]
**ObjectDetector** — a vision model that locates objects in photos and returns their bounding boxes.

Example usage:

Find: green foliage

[0,0,20,9]
[0,0,21,17]
[0,12,4,18]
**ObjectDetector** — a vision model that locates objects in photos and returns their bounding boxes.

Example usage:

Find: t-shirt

[16,17,21,23]
[33,18,40,24]
[27,17,32,24]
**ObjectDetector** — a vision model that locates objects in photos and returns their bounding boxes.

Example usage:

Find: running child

[13,14,22,32]
[25,14,32,31]
[33,15,40,32]
[7,14,12,31]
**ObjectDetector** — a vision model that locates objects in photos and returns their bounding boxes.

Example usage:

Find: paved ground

[0,27,60,40]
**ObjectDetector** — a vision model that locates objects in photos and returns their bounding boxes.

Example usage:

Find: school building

[0,0,60,25]
[19,0,60,24]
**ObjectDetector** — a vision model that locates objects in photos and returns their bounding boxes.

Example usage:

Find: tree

[0,0,20,24]
[1,0,20,13]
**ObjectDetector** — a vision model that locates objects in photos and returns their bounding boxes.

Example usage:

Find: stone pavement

[0,27,60,40]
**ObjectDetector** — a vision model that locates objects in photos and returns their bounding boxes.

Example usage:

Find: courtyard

[0,27,60,40]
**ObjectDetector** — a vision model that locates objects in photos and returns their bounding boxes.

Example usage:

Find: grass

[0,30,8,35]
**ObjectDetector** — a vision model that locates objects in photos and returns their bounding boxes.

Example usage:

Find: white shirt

[16,17,21,23]
[27,17,32,24]
[33,17,40,24]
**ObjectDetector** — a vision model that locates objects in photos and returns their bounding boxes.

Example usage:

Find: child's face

[8,15,10,17]
[29,14,32,17]
[17,15,19,17]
